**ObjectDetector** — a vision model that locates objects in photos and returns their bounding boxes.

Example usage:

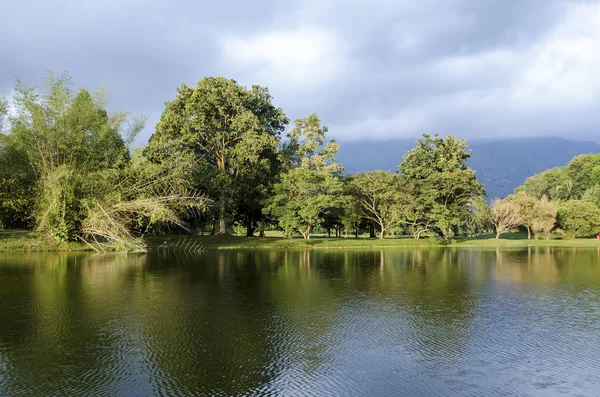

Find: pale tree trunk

[527,226,531,240]
[302,225,311,240]
[495,228,501,239]
[379,227,385,240]
[218,200,227,235]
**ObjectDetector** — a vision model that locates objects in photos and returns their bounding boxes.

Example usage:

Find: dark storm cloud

[1,0,599,143]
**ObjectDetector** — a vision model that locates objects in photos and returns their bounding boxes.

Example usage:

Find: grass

[146,232,600,250]
[3,229,600,253]
[0,230,90,252]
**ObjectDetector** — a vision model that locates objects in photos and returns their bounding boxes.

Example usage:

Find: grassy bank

[0,230,90,252]
[3,230,600,253]
[147,232,600,250]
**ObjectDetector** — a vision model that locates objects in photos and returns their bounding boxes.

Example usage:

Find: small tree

[531,196,557,239]
[489,199,522,239]
[510,192,538,239]
[465,196,491,236]
[348,171,402,239]
[267,114,345,240]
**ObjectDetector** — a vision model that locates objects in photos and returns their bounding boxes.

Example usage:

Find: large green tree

[397,134,484,239]
[145,77,288,234]
[266,114,345,239]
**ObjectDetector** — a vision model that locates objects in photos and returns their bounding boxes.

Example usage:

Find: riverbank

[2,229,600,253]
[0,230,91,252]
[160,233,600,250]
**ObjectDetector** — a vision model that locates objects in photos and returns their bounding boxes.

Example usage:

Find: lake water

[1,247,600,396]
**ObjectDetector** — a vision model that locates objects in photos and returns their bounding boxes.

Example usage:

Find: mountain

[335,137,600,200]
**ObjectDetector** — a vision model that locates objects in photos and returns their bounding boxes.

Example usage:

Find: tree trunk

[259,214,265,238]
[211,216,216,235]
[355,228,359,238]
[527,226,531,240]
[303,225,311,240]
[245,216,254,237]
[496,230,501,239]
[218,201,227,235]
[369,225,376,238]
[327,228,331,238]
[379,227,385,240]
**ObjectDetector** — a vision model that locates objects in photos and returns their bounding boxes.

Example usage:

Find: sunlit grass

[3,229,600,253]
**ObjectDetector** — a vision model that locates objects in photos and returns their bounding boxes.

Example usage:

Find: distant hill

[335,137,600,200]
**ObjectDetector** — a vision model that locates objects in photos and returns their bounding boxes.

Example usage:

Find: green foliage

[145,77,288,234]
[557,200,600,238]
[0,73,205,251]
[2,73,142,239]
[519,153,600,201]
[531,196,557,239]
[267,115,345,239]
[509,191,539,239]
[347,171,402,239]
[398,134,484,239]
[465,196,491,236]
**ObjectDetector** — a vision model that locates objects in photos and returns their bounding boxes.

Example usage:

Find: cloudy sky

[2,0,600,144]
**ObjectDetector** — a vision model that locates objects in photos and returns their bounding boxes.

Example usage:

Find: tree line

[488,153,600,239]
[0,73,598,249]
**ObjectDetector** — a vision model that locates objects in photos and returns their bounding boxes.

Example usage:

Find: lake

[1,247,600,396]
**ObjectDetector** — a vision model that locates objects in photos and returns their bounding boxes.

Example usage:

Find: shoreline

[2,230,600,253]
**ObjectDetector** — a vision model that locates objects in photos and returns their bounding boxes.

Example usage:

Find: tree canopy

[145,77,288,234]
[397,134,484,239]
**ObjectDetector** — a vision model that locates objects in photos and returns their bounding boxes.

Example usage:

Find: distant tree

[518,167,569,200]
[340,192,364,238]
[531,196,557,240]
[517,153,600,201]
[565,154,600,198]
[398,134,484,239]
[0,96,6,130]
[557,200,600,238]
[509,192,539,239]
[266,114,345,239]
[489,199,522,239]
[347,171,402,239]
[581,185,600,207]
[465,196,491,236]
[145,77,288,234]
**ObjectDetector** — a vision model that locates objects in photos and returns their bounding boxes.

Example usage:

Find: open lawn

[2,229,600,253]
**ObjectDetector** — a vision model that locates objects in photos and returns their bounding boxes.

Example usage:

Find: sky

[2,0,600,144]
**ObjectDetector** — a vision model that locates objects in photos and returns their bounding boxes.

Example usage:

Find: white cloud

[512,2,600,108]
[336,1,600,140]
[220,27,350,88]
